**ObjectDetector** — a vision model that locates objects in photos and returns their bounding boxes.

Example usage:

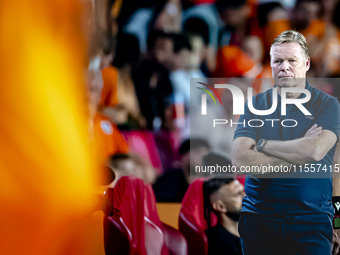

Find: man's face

[154,37,174,69]
[270,42,310,88]
[217,180,244,214]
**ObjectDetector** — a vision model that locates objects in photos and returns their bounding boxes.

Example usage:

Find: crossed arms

[232,124,338,174]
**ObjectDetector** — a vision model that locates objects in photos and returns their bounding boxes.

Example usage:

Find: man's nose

[281,60,290,71]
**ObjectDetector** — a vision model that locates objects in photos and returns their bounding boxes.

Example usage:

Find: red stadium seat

[144,184,169,255]
[162,223,188,255]
[178,180,218,255]
[121,130,163,174]
[104,176,187,255]
[144,184,188,255]
[104,176,147,255]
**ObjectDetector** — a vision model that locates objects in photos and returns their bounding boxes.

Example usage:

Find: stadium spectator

[100,34,116,70]
[101,33,146,129]
[291,0,323,39]
[214,0,263,78]
[170,33,204,113]
[183,16,216,74]
[216,0,261,48]
[132,30,174,130]
[153,138,210,202]
[96,34,120,125]
[153,0,182,32]
[86,61,129,162]
[204,177,244,255]
[171,33,192,71]
[182,0,220,51]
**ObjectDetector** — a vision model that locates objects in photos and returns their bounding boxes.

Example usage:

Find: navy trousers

[239,213,333,255]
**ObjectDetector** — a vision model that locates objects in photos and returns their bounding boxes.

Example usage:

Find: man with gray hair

[232,30,340,254]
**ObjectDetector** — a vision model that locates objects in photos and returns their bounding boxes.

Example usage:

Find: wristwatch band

[256,139,267,153]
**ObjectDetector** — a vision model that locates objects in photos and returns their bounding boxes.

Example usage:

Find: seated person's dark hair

[172,33,192,53]
[183,17,210,45]
[109,153,131,169]
[204,178,235,210]
[179,138,211,155]
[203,153,232,167]
[112,32,140,67]
[203,176,235,226]
[199,153,233,178]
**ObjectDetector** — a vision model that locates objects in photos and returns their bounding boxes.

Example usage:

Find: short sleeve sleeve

[314,97,340,142]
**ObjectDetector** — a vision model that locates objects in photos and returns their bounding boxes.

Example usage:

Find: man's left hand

[333,229,340,254]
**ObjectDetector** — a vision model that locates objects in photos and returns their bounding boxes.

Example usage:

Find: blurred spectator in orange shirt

[213,45,262,78]
[100,65,119,110]
[87,61,129,162]
[98,35,120,123]
[106,33,146,130]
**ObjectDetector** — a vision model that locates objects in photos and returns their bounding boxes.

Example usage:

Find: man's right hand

[304,124,323,138]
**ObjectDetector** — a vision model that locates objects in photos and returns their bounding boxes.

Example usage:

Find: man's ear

[212,200,227,213]
[305,57,311,72]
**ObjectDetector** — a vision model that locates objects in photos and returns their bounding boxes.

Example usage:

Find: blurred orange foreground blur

[0,0,99,254]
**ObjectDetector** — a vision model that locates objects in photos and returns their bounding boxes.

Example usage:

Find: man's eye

[289,60,296,62]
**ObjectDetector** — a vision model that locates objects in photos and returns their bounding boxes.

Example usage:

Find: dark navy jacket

[234,82,340,222]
